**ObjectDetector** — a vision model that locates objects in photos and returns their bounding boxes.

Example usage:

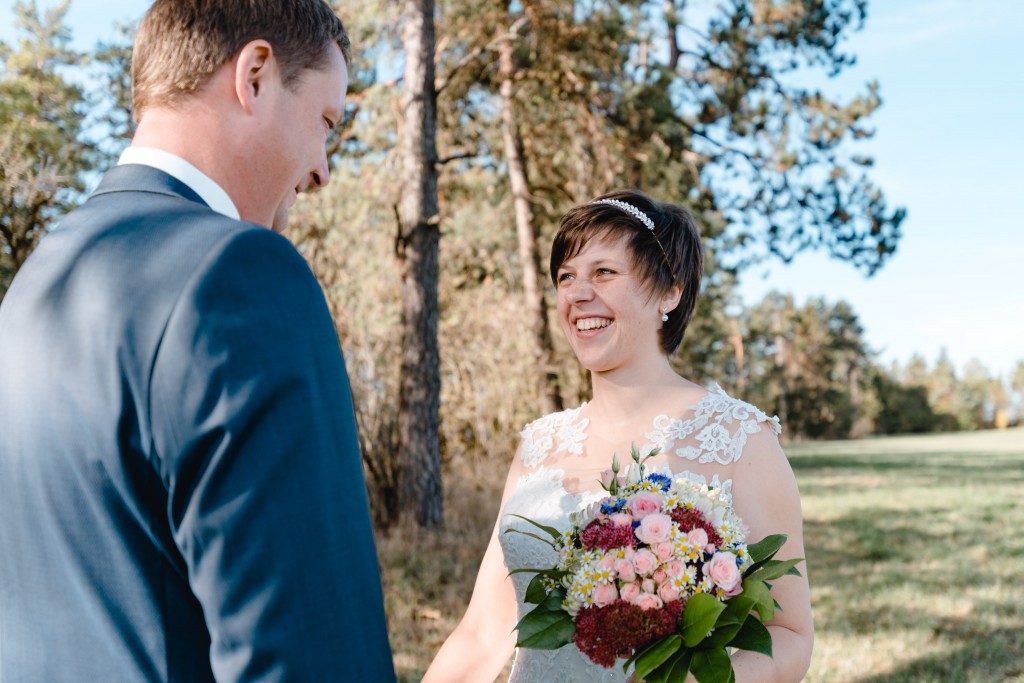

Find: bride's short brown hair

[132,0,351,120]
[550,189,704,355]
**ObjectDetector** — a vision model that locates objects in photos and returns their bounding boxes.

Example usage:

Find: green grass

[381,428,1024,682]
[787,428,1024,682]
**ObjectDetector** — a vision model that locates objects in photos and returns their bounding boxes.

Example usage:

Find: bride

[423,190,813,682]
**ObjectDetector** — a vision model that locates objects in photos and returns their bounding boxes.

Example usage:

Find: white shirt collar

[117,147,240,221]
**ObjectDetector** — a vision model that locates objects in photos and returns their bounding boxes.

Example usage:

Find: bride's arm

[729,427,814,682]
[422,458,524,683]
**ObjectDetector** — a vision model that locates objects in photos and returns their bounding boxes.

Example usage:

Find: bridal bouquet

[507,446,801,683]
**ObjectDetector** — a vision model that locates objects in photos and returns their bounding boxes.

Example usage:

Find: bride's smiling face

[556,233,667,374]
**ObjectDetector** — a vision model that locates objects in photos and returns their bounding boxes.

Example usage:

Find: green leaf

[507,568,570,604]
[524,573,549,604]
[504,514,563,541]
[690,647,735,683]
[730,615,772,657]
[702,595,756,648]
[503,528,558,549]
[743,534,788,575]
[537,587,566,611]
[682,593,727,647]
[514,606,575,649]
[644,651,693,683]
[741,579,775,623]
[746,557,803,584]
[632,634,682,680]
[507,567,569,578]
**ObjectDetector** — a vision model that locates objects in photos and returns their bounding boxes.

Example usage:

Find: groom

[0,1,395,680]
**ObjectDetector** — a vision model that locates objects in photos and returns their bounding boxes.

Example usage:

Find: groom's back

[0,181,247,681]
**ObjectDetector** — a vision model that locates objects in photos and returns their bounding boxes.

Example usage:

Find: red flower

[670,508,722,547]
[580,520,638,551]
[573,600,684,668]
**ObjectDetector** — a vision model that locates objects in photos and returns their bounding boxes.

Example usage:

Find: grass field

[378,428,1024,682]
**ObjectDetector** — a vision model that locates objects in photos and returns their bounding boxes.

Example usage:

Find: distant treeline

[683,292,1023,440]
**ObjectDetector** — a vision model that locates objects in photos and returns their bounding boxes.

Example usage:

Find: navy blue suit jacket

[0,165,395,681]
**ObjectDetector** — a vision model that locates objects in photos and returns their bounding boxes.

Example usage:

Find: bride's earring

[660,308,669,322]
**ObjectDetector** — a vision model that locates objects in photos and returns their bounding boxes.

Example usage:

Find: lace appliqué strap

[518,406,588,468]
[644,384,781,466]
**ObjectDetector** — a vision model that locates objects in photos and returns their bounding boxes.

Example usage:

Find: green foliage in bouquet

[626,534,801,683]
[507,499,801,682]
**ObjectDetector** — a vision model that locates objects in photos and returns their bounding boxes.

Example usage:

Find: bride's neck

[586,360,697,426]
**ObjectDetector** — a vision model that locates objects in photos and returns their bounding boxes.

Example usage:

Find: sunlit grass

[381,428,1024,682]
[788,428,1024,682]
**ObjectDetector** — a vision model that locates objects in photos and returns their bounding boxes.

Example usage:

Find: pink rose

[593,582,619,607]
[666,560,685,578]
[621,547,636,561]
[653,541,675,562]
[610,512,633,527]
[687,528,709,548]
[658,583,681,603]
[634,592,664,611]
[627,492,662,520]
[620,581,641,603]
[653,568,667,584]
[641,578,656,594]
[636,513,673,545]
[600,469,616,489]
[614,558,636,583]
[705,551,742,593]
[632,548,658,577]
[598,554,616,571]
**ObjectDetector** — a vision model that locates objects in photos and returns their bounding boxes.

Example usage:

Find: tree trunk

[729,316,746,396]
[397,0,443,528]
[773,322,789,436]
[498,30,563,417]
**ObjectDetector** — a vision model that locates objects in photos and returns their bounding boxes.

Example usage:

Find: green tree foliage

[1011,360,1024,423]
[0,0,95,298]
[90,21,136,156]
[741,293,871,439]
[868,369,940,435]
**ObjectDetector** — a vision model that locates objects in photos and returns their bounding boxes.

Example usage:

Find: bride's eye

[557,272,574,283]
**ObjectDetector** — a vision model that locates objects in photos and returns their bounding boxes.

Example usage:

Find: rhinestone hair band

[592,198,655,231]
[591,198,673,274]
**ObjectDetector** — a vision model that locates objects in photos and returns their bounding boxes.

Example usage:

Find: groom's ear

[234,39,276,114]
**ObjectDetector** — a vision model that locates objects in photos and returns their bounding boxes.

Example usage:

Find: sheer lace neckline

[518,383,779,472]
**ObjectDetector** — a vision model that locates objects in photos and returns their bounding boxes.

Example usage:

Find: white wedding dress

[498,385,780,683]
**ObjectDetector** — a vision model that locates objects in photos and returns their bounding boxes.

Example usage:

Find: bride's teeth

[576,318,610,331]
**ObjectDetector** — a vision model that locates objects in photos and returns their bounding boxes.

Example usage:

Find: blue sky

[3,0,1022,379]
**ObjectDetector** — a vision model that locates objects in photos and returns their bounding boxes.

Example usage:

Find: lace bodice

[498,385,779,682]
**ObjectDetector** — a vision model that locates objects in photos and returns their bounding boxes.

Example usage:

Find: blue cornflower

[646,473,671,491]
[600,499,626,514]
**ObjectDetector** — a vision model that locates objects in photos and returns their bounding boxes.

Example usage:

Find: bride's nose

[564,277,595,304]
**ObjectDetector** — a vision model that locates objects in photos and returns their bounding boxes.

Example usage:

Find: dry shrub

[377,467,508,682]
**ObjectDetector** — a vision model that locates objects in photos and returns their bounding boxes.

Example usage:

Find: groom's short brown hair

[132,0,351,120]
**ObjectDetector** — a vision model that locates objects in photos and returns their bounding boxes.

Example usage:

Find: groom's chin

[271,204,290,233]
